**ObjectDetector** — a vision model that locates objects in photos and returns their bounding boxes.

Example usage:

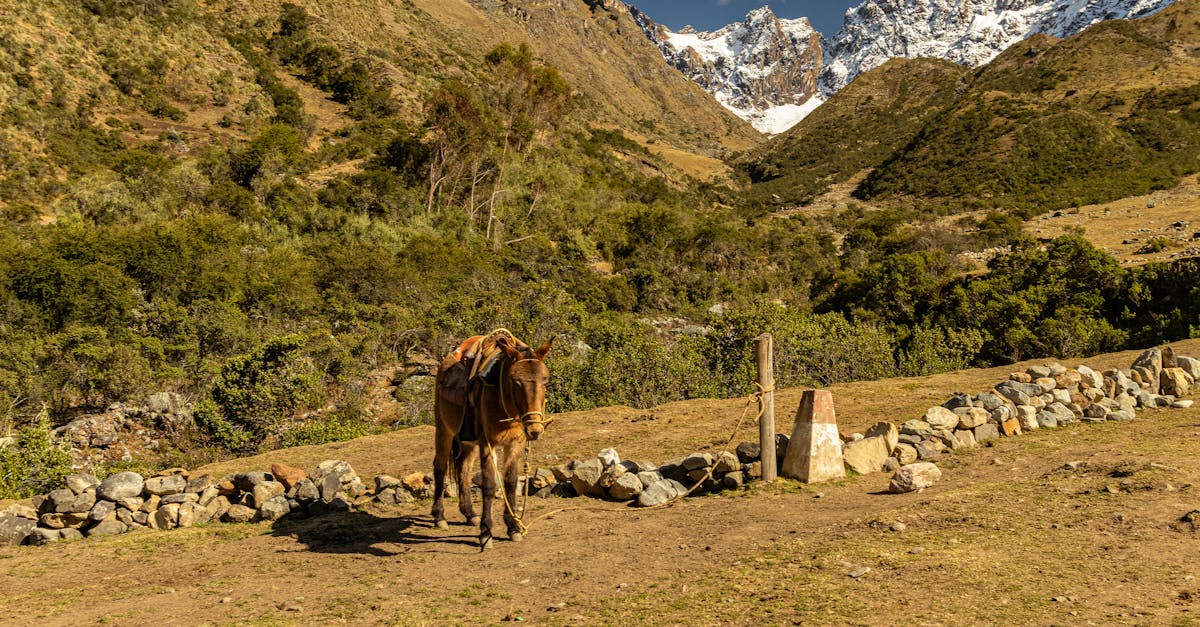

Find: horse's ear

[496,335,522,361]
[535,337,554,361]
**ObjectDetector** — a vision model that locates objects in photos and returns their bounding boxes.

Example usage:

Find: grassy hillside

[745,0,1200,215]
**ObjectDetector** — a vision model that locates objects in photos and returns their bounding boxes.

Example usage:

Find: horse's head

[497,336,553,441]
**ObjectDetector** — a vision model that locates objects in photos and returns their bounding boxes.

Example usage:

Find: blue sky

[627,1,860,36]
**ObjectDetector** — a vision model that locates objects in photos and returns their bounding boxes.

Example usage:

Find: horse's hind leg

[456,441,480,526]
[478,444,497,551]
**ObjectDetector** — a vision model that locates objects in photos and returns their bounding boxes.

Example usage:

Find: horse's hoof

[480,537,493,552]
[435,520,449,530]
[509,532,523,543]
[470,516,482,527]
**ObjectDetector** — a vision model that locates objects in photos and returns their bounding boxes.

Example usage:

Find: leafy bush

[0,414,73,499]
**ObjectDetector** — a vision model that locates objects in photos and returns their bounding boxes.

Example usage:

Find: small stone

[848,566,871,578]
[597,448,621,467]
[888,463,942,494]
[890,522,907,532]
[375,474,403,492]
[402,472,426,493]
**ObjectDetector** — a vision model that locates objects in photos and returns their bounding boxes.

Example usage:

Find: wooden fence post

[755,333,776,482]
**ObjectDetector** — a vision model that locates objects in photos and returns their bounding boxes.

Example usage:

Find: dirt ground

[2,340,1199,625]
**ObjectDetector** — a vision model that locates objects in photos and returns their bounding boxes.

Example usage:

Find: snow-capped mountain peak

[631,0,1178,134]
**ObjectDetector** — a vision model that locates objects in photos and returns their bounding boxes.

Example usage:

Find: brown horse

[431,330,552,550]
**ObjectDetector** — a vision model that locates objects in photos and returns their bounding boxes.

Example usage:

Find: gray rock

[185,475,218,494]
[1036,411,1058,429]
[991,405,1013,424]
[735,441,761,463]
[0,516,37,546]
[954,429,978,449]
[223,504,257,523]
[843,436,889,475]
[1027,365,1052,379]
[89,500,116,522]
[598,462,627,489]
[713,451,740,474]
[1117,393,1138,414]
[608,473,644,501]
[973,423,1000,443]
[1109,409,1135,422]
[44,489,80,514]
[59,528,84,542]
[86,519,128,538]
[570,458,606,498]
[681,453,715,471]
[1076,365,1104,389]
[204,496,231,522]
[942,394,972,410]
[1034,377,1057,394]
[924,406,959,430]
[294,478,320,502]
[995,380,1042,405]
[114,496,143,511]
[257,495,291,521]
[636,479,687,507]
[233,471,274,493]
[144,474,187,497]
[1083,403,1109,422]
[1176,356,1200,381]
[977,391,1006,411]
[889,463,943,493]
[899,420,933,437]
[374,474,403,492]
[957,407,989,430]
[1043,402,1075,425]
[65,473,100,495]
[914,440,944,460]
[318,472,342,502]
[1131,347,1163,391]
[1051,389,1072,405]
[865,422,899,454]
[637,470,663,489]
[1015,405,1038,431]
[882,457,901,473]
[722,472,746,490]
[98,472,145,501]
[27,528,62,545]
[160,493,199,505]
[115,508,134,525]
[251,481,285,509]
[315,460,357,484]
[597,448,621,467]
[1173,399,1194,409]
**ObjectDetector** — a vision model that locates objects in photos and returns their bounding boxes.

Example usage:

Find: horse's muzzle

[524,422,544,441]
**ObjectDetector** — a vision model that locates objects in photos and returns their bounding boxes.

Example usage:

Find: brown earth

[2,339,1199,625]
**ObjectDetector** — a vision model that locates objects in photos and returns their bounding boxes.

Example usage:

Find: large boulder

[842,436,890,475]
[0,516,37,546]
[636,479,687,507]
[864,422,899,454]
[98,472,144,501]
[1161,368,1191,397]
[608,473,644,501]
[569,458,605,498]
[1131,347,1163,392]
[888,463,943,494]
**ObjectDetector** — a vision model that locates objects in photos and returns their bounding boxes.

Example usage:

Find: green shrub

[0,414,73,499]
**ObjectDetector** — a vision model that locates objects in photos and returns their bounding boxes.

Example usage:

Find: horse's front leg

[502,443,524,542]
[478,443,497,551]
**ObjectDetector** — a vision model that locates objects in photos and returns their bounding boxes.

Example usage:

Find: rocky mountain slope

[633,0,1178,133]
[631,6,823,134]
[821,0,1178,93]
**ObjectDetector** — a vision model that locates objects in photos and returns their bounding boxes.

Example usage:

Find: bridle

[496,357,554,427]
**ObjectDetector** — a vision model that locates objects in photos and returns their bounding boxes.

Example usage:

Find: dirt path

[2,341,1198,624]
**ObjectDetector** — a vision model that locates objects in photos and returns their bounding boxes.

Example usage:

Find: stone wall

[2,347,1195,547]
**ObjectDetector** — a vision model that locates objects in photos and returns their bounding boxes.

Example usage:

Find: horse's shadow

[269,507,479,556]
